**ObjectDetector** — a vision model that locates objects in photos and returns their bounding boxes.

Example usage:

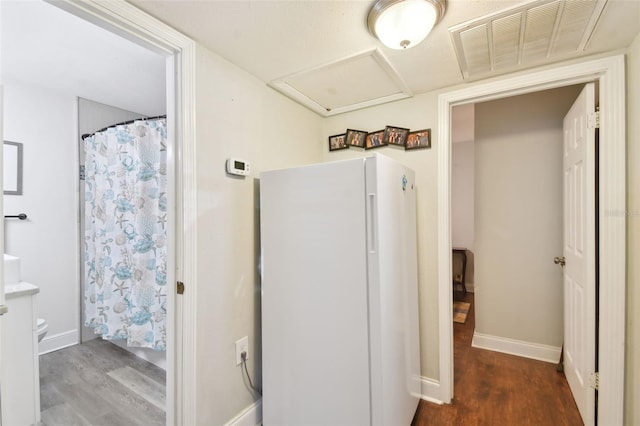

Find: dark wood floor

[39,339,166,426]
[412,291,583,426]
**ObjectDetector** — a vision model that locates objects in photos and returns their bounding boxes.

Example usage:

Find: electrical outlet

[235,336,249,366]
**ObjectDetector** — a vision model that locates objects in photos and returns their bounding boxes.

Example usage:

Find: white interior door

[562,82,596,425]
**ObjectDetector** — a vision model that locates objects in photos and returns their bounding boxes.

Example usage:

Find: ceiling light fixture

[368,0,446,50]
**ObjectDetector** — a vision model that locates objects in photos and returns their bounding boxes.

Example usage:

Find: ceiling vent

[269,49,412,117]
[449,0,607,79]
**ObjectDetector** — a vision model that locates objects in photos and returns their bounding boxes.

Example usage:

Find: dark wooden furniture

[452,247,467,294]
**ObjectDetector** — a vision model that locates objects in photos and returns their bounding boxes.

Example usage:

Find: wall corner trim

[419,376,443,405]
[224,399,263,426]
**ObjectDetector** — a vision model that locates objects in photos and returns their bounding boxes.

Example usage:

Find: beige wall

[451,104,476,287]
[473,87,580,346]
[451,141,475,250]
[323,94,441,378]
[625,31,640,426]
[451,139,475,287]
[452,104,476,262]
[193,45,324,425]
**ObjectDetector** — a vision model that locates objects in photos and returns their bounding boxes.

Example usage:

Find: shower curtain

[84,118,167,351]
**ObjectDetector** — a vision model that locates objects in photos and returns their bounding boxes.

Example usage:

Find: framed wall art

[4,141,23,195]
[328,133,348,151]
[365,130,386,150]
[383,126,409,147]
[405,129,431,150]
[346,129,367,148]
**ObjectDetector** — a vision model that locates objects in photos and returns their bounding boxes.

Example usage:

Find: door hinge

[588,372,600,390]
[588,109,600,129]
[177,281,185,295]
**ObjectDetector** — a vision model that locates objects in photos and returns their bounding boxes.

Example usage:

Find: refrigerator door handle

[368,193,376,253]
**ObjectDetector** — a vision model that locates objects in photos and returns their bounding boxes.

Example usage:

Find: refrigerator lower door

[261,158,372,425]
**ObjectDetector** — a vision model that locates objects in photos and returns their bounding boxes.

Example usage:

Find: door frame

[47,1,199,424]
[437,55,626,425]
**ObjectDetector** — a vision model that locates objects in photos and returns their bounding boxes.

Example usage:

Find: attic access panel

[269,49,412,117]
[449,0,608,79]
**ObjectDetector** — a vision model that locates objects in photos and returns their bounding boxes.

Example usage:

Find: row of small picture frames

[328,126,431,152]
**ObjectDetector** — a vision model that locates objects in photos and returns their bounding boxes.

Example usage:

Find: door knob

[554,256,566,267]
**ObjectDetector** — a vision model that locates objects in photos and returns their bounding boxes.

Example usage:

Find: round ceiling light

[368,0,446,50]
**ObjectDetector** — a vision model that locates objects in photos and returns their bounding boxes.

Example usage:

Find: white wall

[193,45,324,425]
[3,80,79,353]
[473,86,581,349]
[625,31,640,426]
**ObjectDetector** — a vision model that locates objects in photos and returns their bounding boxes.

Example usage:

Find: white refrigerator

[260,154,421,425]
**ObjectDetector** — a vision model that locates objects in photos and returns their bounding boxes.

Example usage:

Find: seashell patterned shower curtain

[84,118,167,351]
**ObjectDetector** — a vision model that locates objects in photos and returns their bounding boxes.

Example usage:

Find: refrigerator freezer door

[365,154,421,426]
[261,159,372,425]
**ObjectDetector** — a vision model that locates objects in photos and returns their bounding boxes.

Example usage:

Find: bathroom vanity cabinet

[1,283,41,426]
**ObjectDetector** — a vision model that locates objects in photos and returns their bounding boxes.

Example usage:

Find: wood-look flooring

[39,338,166,426]
[412,292,584,426]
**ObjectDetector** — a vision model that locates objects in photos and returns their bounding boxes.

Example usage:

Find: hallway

[412,292,583,425]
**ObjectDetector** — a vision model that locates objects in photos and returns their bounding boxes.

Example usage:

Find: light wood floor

[412,291,583,425]
[39,338,166,426]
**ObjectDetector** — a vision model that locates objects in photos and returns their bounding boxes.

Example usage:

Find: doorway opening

[437,55,626,425]
[1,0,198,424]
[449,85,589,424]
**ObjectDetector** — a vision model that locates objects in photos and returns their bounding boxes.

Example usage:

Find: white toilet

[37,318,48,342]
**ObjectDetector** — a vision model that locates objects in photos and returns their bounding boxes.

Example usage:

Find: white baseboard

[225,399,262,426]
[39,329,79,355]
[472,332,561,363]
[235,381,439,424]
[419,376,443,404]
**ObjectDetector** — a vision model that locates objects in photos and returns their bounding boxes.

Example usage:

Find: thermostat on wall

[226,158,251,176]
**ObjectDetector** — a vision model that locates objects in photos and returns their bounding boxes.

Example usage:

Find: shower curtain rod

[81,114,167,140]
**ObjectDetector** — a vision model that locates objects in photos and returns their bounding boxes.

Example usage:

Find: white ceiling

[2,0,639,117]
[0,0,167,116]
[126,0,640,114]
